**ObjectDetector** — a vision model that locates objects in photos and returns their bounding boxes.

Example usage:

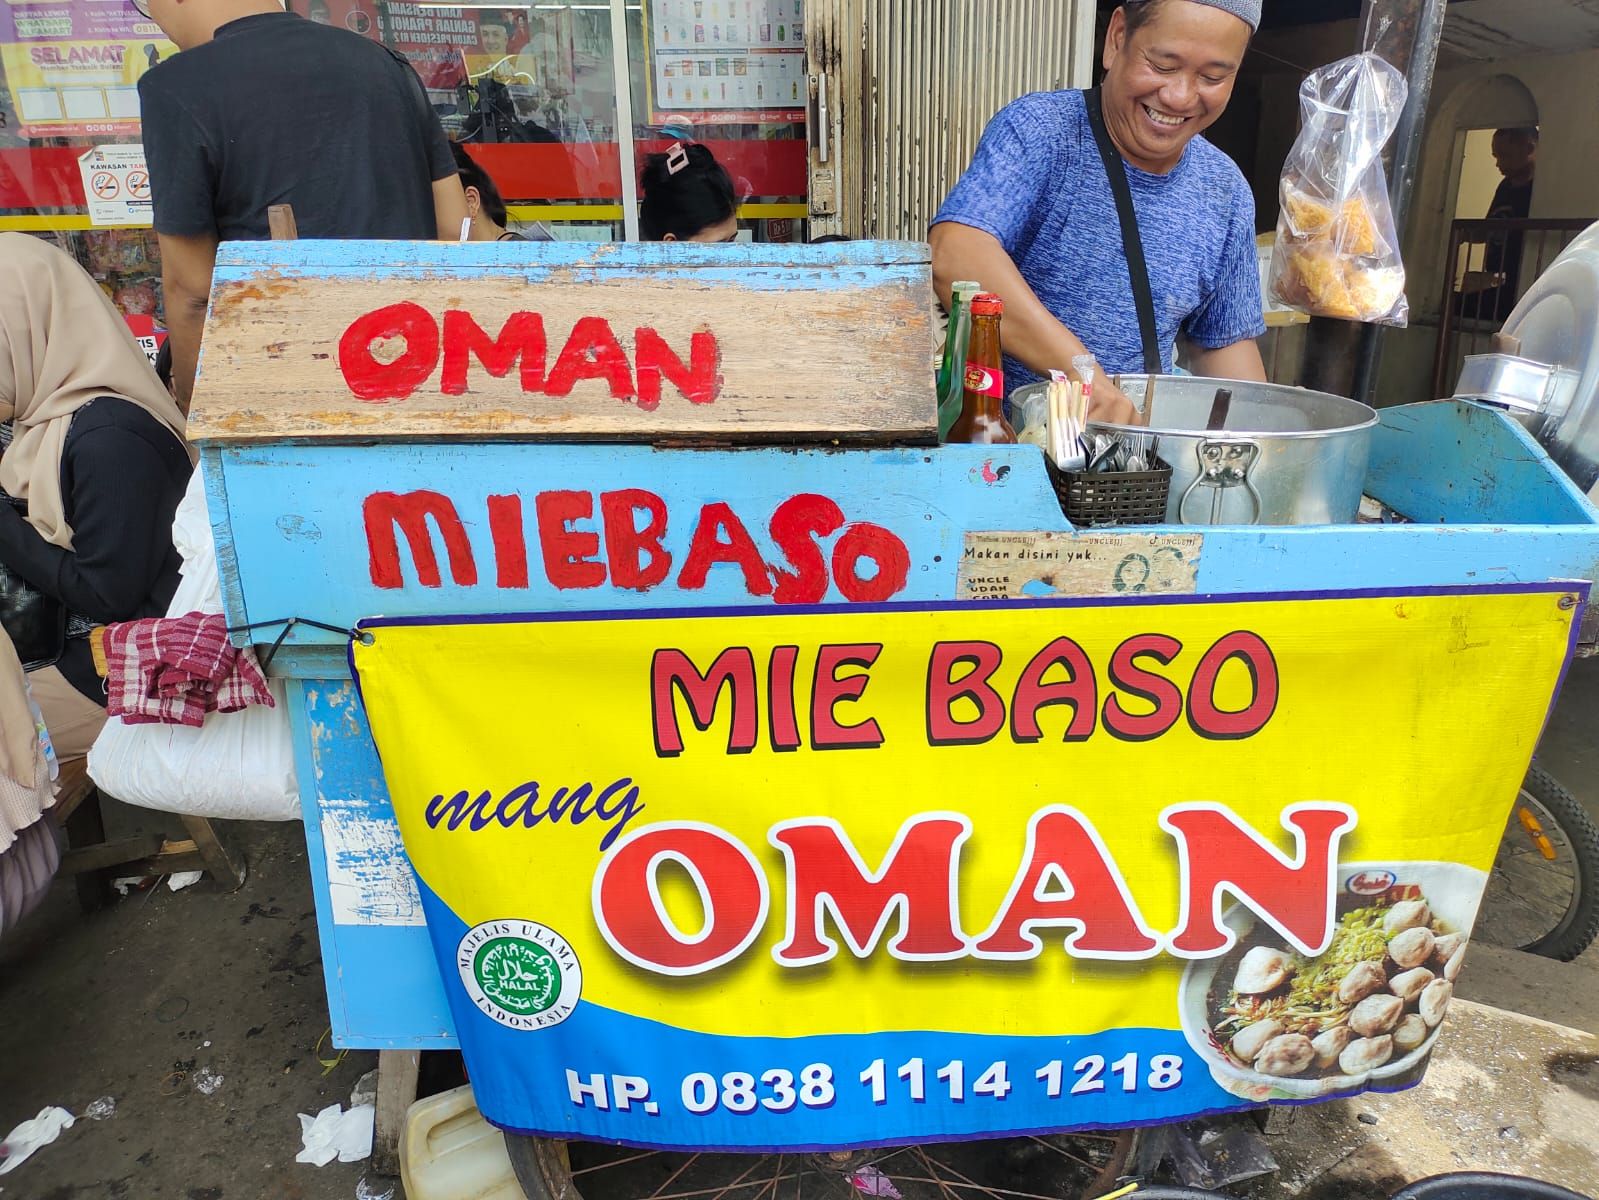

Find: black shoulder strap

[1084,88,1162,375]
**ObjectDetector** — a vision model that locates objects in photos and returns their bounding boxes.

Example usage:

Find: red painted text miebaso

[363,490,912,602]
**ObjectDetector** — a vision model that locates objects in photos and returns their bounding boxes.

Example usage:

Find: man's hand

[932,222,1100,382]
[1460,270,1506,295]
[156,231,219,413]
[1089,376,1141,425]
[933,223,1149,426]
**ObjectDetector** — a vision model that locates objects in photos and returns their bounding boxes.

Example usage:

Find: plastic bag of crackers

[1269,52,1410,327]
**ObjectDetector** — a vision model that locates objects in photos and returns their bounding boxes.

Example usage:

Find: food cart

[188,238,1599,1198]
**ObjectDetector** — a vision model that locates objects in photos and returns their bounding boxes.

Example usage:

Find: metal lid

[1501,221,1599,496]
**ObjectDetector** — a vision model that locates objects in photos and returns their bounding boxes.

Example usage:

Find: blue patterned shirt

[934,90,1266,393]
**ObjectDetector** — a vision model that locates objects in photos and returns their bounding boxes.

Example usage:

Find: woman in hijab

[0,628,57,938]
[0,234,193,759]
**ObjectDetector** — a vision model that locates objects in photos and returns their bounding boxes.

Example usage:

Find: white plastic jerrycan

[399,1083,523,1200]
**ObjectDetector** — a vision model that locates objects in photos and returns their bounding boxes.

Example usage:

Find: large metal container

[1019,375,1379,526]
[1454,220,1599,501]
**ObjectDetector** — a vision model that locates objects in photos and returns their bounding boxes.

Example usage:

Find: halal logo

[457,920,581,1030]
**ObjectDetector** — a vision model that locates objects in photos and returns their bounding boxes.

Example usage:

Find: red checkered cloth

[104,613,274,727]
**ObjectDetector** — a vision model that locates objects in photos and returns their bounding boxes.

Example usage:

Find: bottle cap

[970,293,1004,316]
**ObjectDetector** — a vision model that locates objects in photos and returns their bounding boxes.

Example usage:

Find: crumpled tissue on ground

[0,1106,74,1175]
[850,1165,903,1198]
[296,1102,374,1166]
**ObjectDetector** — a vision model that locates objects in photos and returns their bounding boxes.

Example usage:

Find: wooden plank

[290,680,460,1048]
[59,777,110,912]
[142,838,198,860]
[60,834,166,875]
[211,238,932,271]
[186,240,938,445]
[371,1048,421,1177]
[60,837,214,880]
[52,760,95,821]
[122,843,209,878]
[179,814,247,891]
[201,445,253,651]
[267,204,299,241]
[205,433,1599,662]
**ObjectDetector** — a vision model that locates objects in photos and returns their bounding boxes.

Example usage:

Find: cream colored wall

[1374,50,1599,404]
[813,0,1097,241]
[1248,73,1304,231]
[1455,128,1503,221]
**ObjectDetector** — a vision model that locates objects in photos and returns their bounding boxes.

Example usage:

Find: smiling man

[931,0,1266,422]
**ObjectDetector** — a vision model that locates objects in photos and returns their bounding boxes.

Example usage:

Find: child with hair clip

[639,142,740,243]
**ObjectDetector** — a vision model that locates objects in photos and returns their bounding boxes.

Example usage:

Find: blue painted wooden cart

[189,239,1599,1190]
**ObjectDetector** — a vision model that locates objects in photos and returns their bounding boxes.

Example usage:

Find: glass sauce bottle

[946,293,1017,444]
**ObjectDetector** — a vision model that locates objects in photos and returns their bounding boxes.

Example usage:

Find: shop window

[631,0,808,244]
[0,0,811,330]
[291,0,810,242]
[0,1,175,321]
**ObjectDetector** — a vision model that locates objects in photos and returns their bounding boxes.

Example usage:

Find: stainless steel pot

[1450,220,1599,500]
[1015,376,1379,526]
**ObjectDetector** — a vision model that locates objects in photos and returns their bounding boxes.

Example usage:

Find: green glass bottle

[937,280,981,440]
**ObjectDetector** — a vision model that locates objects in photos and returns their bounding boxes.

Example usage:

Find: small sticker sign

[78,144,152,227]
[958,530,1204,599]
[124,314,168,368]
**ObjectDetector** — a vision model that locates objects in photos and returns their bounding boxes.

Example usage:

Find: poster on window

[0,0,175,137]
[645,0,805,125]
[285,0,381,40]
[77,141,149,225]
[382,2,485,92]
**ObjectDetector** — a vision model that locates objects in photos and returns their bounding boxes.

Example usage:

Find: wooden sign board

[186,240,938,444]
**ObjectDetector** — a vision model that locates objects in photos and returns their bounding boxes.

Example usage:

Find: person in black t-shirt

[135,0,469,408]
[1458,127,1537,325]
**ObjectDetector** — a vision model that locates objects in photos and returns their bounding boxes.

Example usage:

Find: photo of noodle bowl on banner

[1179,861,1478,1101]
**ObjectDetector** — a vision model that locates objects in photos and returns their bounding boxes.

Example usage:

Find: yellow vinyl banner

[350,586,1577,1148]
[2,39,175,135]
